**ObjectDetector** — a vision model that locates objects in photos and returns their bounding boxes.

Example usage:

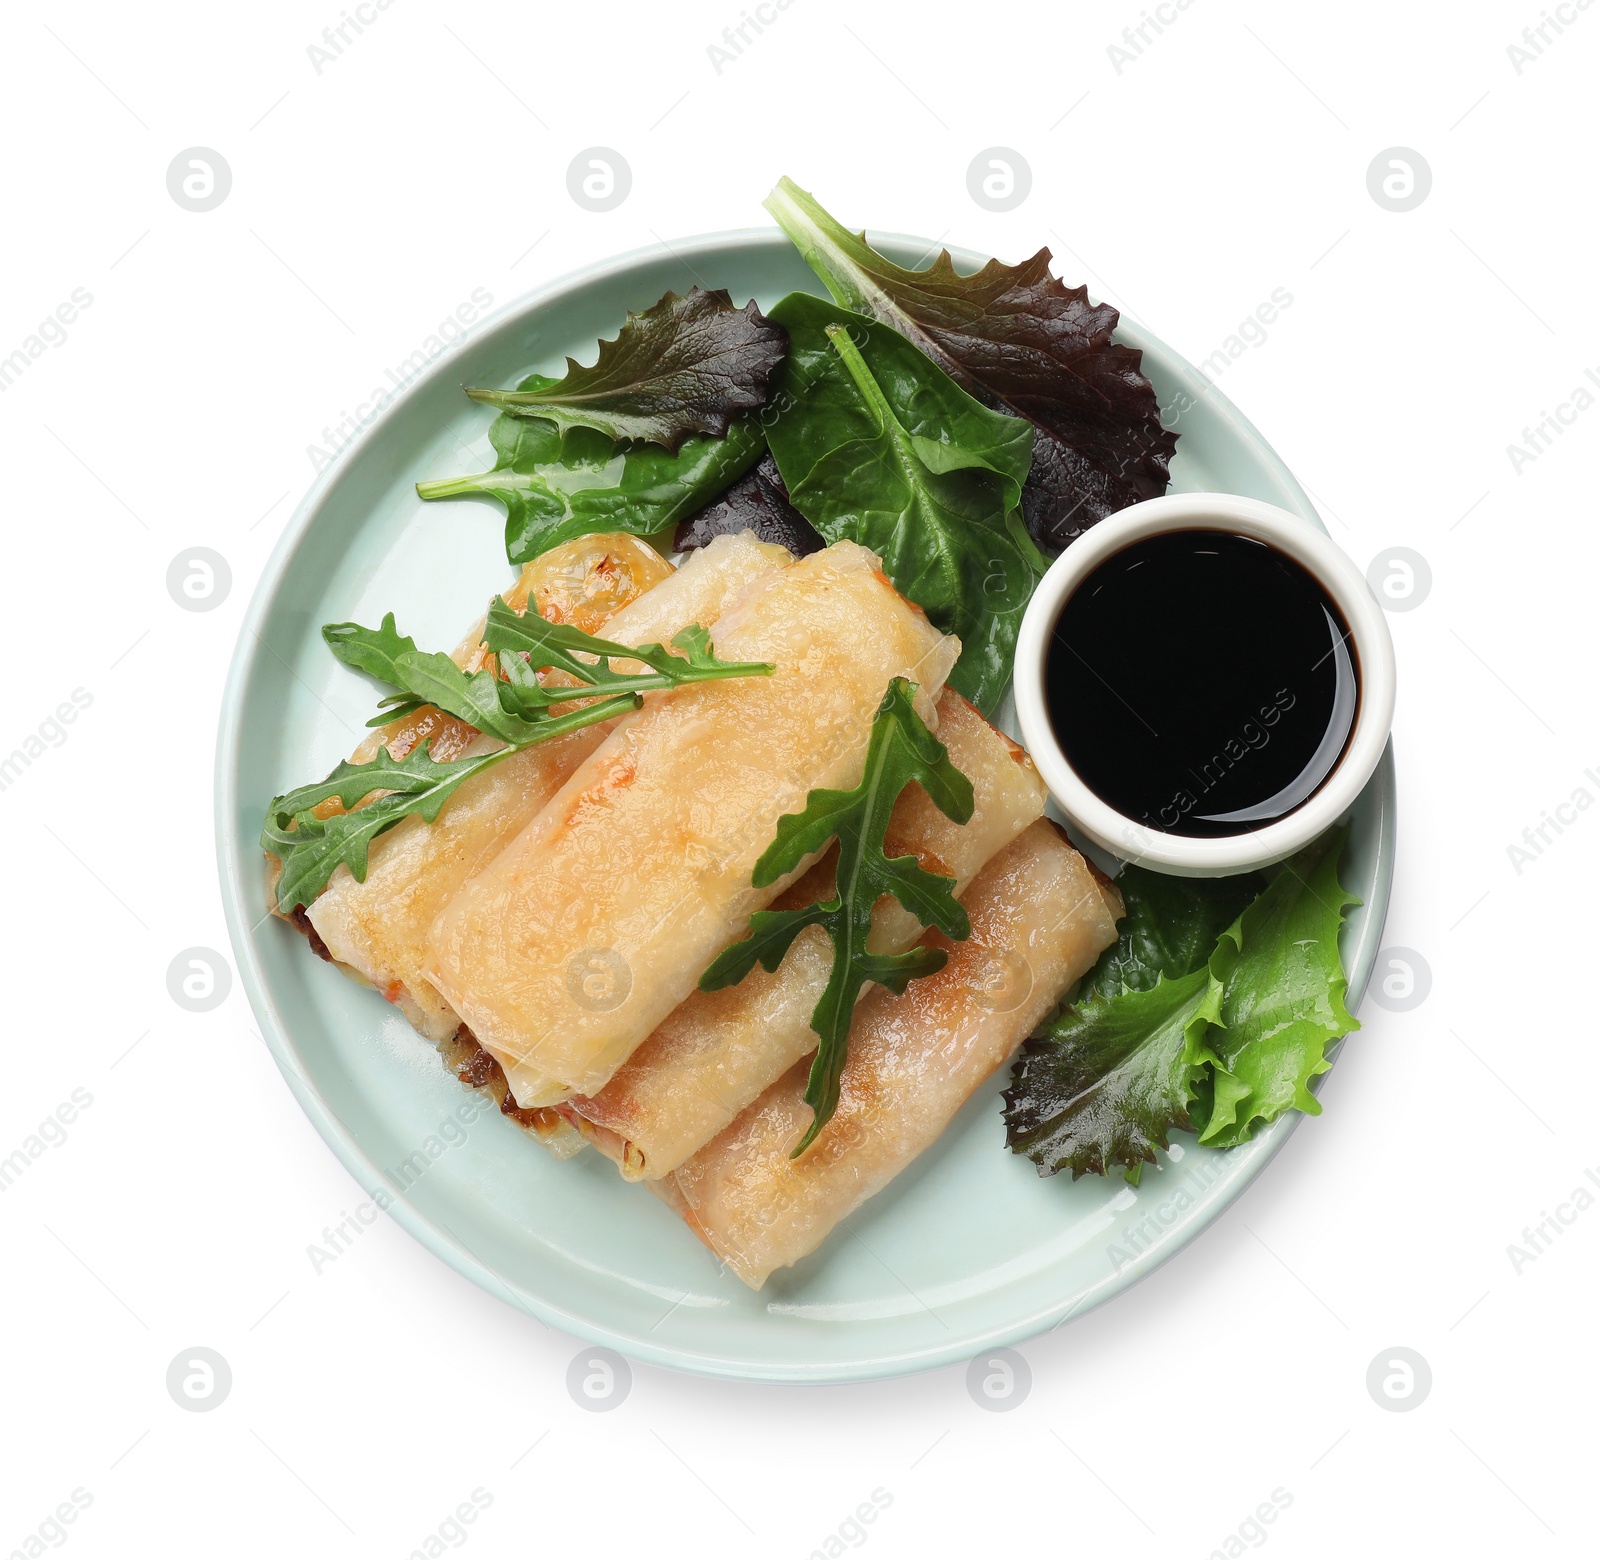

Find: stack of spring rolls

[274,532,1122,1289]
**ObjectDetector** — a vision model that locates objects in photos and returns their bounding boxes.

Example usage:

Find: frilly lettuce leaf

[1006,830,1360,1178]
[1196,831,1361,1147]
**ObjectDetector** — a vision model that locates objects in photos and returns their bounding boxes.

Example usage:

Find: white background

[1,0,1594,1555]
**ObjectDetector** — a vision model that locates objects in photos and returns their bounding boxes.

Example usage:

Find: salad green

[765,177,1175,549]
[1004,830,1360,1179]
[417,388,765,565]
[1200,833,1361,1147]
[465,286,784,450]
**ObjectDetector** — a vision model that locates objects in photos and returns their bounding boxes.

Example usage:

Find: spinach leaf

[765,177,1175,552]
[466,288,786,451]
[701,678,974,1153]
[417,375,765,565]
[763,291,1041,715]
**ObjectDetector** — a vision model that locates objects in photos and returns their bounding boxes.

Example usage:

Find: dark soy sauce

[1046,530,1358,839]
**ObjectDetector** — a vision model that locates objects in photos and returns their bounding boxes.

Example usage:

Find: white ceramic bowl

[1014,493,1396,876]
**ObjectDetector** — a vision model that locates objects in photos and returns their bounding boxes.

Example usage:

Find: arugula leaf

[263,693,641,915]
[466,288,786,452]
[1003,967,1223,1179]
[1077,865,1266,1003]
[385,651,547,745]
[675,452,824,557]
[1004,832,1360,1178]
[417,376,766,565]
[263,742,483,821]
[481,595,774,709]
[264,606,773,913]
[765,177,1175,552]
[323,619,433,726]
[265,742,507,913]
[700,678,975,1152]
[1196,830,1361,1148]
[323,614,418,686]
[363,694,426,729]
[763,291,1041,715]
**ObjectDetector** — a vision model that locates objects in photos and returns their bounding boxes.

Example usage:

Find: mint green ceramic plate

[217,231,1394,1383]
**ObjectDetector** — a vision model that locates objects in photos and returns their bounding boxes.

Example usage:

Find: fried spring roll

[668,820,1122,1289]
[426,540,959,1107]
[564,692,1048,1179]
[306,530,787,1042]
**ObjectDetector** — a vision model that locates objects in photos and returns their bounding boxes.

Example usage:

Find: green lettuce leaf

[1003,967,1223,1179]
[417,374,765,564]
[1005,831,1360,1178]
[701,677,975,1152]
[763,291,1041,714]
[1196,830,1361,1147]
[465,288,785,451]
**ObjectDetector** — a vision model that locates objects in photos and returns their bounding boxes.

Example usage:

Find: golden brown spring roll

[306,530,787,1044]
[426,540,959,1107]
[668,820,1123,1289]
[564,693,1048,1179]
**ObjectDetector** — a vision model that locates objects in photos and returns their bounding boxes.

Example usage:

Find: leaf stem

[415,475,482,501]
[823,322,896,436]
[822,322,927,513]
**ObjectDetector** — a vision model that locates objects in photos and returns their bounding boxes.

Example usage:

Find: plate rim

[215,227,1393,1383]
